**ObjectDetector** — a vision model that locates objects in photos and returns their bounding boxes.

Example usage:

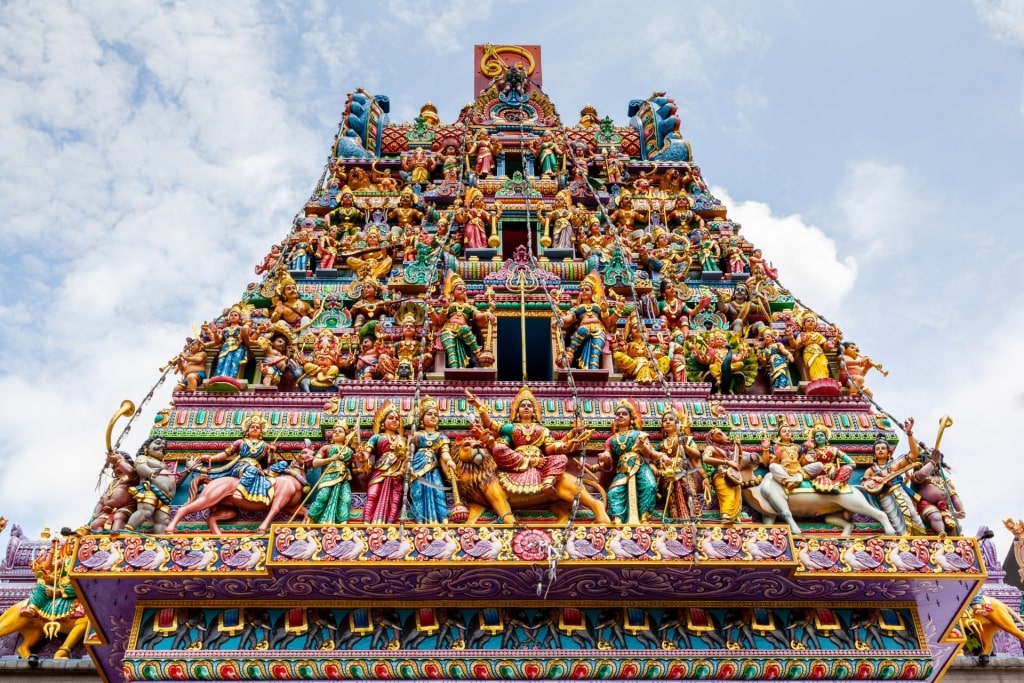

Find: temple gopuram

[3,44,1022,683]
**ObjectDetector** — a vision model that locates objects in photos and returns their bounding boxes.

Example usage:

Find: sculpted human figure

[258,325,294,387]
[611,314,661,383]
[905,420,965,534]
[204,415,288,505]
[430,273,495,369]
[757,328,795,390]
[599,399,668,524]
[840,341,887,397]
[90,449,139,532]
[788,312,835,382]
[801,422,854,494]
[409,396,455,524]
[348,277,393,336]
[345,225,393,280]
[859,427,924,535]
[387,186,425,236]
[379,314,432,381]
[466,385,587,496]
[211,306,252,379]
[533,133,563,177]
[554,272,624,370]
[760,423,813,491]
[326,187,365,244]
[271,272,320,330]
[455,188,501,250]
[468,130,497,178]
[658,407,706,520]
[173,339,208,392]
[305,422,357,525]
[701,427,758,524]
[540,190,578,250]
[401,147,436,185]
[357,401,408,524]
[125,437,177,534]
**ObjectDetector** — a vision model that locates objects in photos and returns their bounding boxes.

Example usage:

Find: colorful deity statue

[685,329,755,394]
[173,338,208,392]
[840,341,888,397]
[430,273,496,369]
[125,437,177,534]
[540,190,578,250]
[757,328,796,390]
[760,422,807,491]
[579,216,615,272]
[468,130,498,178]
[387,186,425,236]
[554,271,624,370]
[408,396,455,524]
[666,195,704,237]
[379,313,432,381]
[204,415,288,505]
[599,399,668,524]
[801,421,855,494]
[533,133,563,178]
[357,401,408,524]
[305,422,357,525]
[271,271,320,330]
[345,225,394,280]
[788,311,836,382]
[716,282,769,338]
[655,279,702,337]
[401,147,437,185]
[609,190,649,234]
[658,406,706,521]
[257,323,295,387]
[440,144,461,181]
[301,329,342,391]
[701,426,758,524]
[466,386,589,497]
[612,313,662,383]
[326,186,365,243]
[859,428,924,535]
[348,277,394,337]
[905,419,965,534]
[211,305,252,379]
[455,188,501,250]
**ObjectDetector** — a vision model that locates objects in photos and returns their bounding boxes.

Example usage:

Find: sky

[0,1,1021,557]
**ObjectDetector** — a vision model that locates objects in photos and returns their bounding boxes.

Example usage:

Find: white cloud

[835,162,929,259]
[974,0,1024,45]
[714,186,858,318]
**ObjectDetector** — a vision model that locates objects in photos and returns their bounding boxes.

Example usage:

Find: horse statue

[744,474,896,536]
[0,534,90,660]
[166,445,315,534]
[961,595,1024,665]
[451,437,610,525]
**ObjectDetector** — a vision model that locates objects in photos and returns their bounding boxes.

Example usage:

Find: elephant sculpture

[595,608,661,650]
[785,608,855,650]
[659,608,725,649]
[466,608,530,649]
[723,608,789,650]
[270,608,336,650]
[400,608,467,650]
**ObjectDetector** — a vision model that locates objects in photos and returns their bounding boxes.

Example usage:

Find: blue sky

[0,1,1021,553]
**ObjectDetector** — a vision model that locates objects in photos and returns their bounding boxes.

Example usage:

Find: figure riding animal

[451,437,610,525]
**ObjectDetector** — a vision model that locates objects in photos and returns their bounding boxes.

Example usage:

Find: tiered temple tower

[1,45,1001,683]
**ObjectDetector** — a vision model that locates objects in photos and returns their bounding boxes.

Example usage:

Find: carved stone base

[802,378,843,397]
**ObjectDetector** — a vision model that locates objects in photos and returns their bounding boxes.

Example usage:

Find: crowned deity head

[510,385,542,424]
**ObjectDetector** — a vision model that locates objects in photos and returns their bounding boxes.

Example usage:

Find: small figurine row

[91,387,962,537]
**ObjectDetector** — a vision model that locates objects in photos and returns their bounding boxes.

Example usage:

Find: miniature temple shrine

[2,44,1022,683]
